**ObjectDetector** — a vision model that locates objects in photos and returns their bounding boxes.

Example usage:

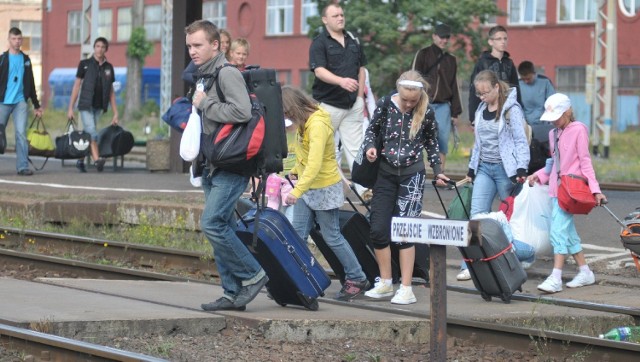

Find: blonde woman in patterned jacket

[363,70,448,305]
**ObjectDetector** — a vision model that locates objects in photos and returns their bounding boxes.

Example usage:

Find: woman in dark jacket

[363,70,448,305]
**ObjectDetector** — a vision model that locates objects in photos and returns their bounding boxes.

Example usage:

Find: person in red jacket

[528,93,606,294]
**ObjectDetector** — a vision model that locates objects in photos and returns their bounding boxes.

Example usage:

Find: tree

[122,0,153,122]
[308,0,501,95]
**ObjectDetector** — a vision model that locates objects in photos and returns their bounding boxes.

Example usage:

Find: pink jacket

[535,121,601,197]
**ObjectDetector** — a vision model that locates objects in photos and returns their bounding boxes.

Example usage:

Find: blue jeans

[0,101,28,172]
[432,102,451,155]
[292,198,366,282]
[470,162,515,218]
[513,239,536,263]
[79,108,103,141]
[201,168,264,299]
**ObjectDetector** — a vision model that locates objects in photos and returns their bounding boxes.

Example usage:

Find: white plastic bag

[509,183,553,256]
[179,105,201,161]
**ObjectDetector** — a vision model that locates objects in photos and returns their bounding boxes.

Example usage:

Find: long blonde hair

[396,70,430,140]
[473,70,510,119]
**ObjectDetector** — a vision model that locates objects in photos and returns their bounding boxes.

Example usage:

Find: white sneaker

[566,271,595,288]
[391,285,417,305]
[364,277,394,298]
[537,276,563,293]
[456,269,471,281]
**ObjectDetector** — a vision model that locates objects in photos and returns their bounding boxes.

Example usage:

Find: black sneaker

[335,279,371,301]
[17,169,33,176]
[233,274,269,307]
[96,158,106,172]
[76,160,87,173]
[201,297,246,311]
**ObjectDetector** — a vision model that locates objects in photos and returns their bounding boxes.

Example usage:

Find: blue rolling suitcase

[236,207,330,311]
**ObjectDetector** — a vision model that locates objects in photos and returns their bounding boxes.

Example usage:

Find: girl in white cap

[528,93,607,294]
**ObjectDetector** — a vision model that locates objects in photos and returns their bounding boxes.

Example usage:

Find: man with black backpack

[187,20,268,312]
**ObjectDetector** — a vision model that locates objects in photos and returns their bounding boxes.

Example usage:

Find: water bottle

[599,326,640,342]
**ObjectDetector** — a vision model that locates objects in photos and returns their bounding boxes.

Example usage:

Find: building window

[144,5,162,40]
[301,0,317,34]
[203,0,227,29]
[267,0,294,35]
[98,9,112,40]
[68,11,82,44]
[10,20,41,53]
[619,66,640,89]
[118,7,132,42]
[509,0,546,24]
[620,0,640,17]
[556,66,586,92]
[558,0,597,22]
[299,69,313,90]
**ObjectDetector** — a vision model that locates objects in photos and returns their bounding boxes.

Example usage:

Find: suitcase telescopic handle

[600,201,634,233]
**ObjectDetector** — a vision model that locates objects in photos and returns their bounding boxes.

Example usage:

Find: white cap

[540,93,571,121]
[284,118,293,127]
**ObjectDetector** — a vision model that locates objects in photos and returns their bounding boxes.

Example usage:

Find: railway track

[2,228,640,361]
[0,323,165,362]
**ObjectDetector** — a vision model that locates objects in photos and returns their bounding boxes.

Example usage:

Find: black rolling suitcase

[433,180,526,303]
[459,218,527,303]
[309,206,380,286]
[236,206,330,311]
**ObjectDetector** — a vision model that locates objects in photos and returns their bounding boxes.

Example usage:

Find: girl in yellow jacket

[282,85,369,301]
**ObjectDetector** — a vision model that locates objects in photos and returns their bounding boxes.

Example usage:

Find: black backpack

[200,64,287,177]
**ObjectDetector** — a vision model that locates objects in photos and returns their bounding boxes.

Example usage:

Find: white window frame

[67,11,82,44]
[203,0,227,29]
[300,0,317,34]
[508,0,546,25]
[117,7,132,42]
[144,5,162,41]
[266,0,294,36]
[558,0,597,23]
[98,9,112,40]
[10,20,41,53]
[619,0,640,17]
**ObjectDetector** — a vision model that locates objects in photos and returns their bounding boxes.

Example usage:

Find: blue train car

[48,67,160,110]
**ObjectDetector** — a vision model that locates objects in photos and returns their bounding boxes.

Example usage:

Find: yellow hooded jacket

[290,107,341,199]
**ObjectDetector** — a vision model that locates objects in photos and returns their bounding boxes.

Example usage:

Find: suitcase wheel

[296,292,319,311]
[500,294,512,304]
[481,292,492,302]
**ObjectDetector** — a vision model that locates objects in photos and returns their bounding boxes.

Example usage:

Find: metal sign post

[391,217,478,361]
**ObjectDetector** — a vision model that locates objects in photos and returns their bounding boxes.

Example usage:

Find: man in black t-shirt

[309,3,367,195]
[67,37,119,173]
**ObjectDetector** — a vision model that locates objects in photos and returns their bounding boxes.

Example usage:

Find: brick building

[40,0,640,129]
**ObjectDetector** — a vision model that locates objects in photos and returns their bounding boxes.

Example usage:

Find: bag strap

[554,127,560,179]
[28,156,49,171]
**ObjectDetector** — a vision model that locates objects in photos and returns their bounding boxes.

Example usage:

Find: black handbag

[98,125,134,158]
[54,118,91,160]
[351,95,391,189]
[351,133,382,189]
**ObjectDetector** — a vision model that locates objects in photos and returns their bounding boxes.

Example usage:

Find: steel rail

[3,249,639,361]
[3,228,640,320]
[0,227,217,277]
[0,323,166,362]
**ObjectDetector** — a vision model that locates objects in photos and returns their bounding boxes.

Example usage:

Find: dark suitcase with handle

[236,207,330,311]
[310,208,381,286]
[459,218,527,303]
[433,180,526,303]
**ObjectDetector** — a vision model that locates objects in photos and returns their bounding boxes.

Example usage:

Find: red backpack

[200,65,266,177]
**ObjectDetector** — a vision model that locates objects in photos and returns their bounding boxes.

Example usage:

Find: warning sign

[391,217,470,247]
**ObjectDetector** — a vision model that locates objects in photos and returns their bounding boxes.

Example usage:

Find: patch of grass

[444,127,640,183]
